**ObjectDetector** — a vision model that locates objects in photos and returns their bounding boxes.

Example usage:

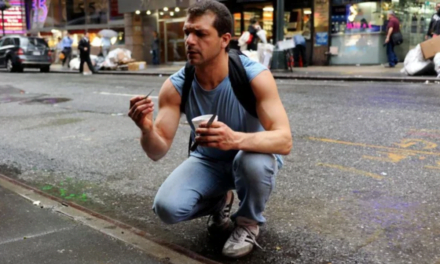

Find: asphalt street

[1,72,440,264]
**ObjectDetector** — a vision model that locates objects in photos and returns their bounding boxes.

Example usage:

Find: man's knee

[233,151,277,184]
[153,193,192,225]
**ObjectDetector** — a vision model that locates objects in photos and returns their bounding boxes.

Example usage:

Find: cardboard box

[128,61,146,71]
[420,37,440,60]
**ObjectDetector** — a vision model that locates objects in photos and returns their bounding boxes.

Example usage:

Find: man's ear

[221,33,232,50]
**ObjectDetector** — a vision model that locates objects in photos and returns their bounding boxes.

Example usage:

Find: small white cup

[191,114,218,130]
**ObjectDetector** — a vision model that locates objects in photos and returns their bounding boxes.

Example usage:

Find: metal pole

[271,0,286,69]
[2,10,4,36]
[275,0,284,42]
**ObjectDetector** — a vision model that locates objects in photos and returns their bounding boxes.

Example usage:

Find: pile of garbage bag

[401,44,438,77]
[69,48,135,71]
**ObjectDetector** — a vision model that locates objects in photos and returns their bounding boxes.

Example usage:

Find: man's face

[183,12,230,66]
[437,4,440,11]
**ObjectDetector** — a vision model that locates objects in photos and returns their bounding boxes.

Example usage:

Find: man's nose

[185,33,196,46]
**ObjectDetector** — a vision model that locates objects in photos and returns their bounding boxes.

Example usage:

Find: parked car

[0,35,52,72]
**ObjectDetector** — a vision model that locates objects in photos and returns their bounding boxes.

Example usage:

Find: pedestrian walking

[128,0,292,258]
[384,10,400,68]
[61,32,73,68]
[101,36,111,57]
[247,18,261,51]
[55,37,63,64]
[78,32,96,75]
[426,2,440,39]
[151,30,160,65]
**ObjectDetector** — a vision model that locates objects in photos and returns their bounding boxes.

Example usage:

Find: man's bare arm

[129,78,181,161]
[194,71,292,155]
[232,71,292,155]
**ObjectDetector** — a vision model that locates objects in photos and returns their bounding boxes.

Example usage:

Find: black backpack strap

[228,49,258,118]
[181,62,195,114]
[182,62,195,157]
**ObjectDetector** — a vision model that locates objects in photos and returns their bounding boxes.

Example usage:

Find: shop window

[66,0,86,25]
[331,2,383,34]
[284,8,312,40]
[86,0,108,25]
[42,0,65,27]
[109,0,122,20]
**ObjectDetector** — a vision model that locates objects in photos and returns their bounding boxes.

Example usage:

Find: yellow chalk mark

[426,166,440,170]
[419,156,426,160]
[363,151,414,163]
[394,139,437,150]
[308,137,440,157]
[409,128,440,134]
[317,163,383,180]
[425,160,440,170]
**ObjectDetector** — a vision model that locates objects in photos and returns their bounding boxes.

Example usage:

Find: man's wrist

[232,131,245,150]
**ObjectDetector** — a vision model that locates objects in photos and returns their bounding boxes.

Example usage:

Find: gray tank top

[170,55,283,167]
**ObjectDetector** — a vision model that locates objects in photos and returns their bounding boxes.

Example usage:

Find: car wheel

[40,66,50,73]
[6,58,15,72]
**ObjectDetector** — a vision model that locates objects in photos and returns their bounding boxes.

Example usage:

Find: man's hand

[84,47,88,51]
[195,121,238,151]
[384,37,390,44]
[128,96,155,134]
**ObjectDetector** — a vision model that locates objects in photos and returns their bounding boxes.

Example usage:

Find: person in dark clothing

[384,11,400,68]
[426,3,440,39]
[78,32,96,74]
[247,18,260,51]
[151,30,160,65]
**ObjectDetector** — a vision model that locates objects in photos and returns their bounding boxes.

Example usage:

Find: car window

[2,38,12,46]
[19,38,48,48]
[0,39,4,47]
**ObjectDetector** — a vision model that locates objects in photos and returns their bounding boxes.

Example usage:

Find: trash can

[270,49,287,70]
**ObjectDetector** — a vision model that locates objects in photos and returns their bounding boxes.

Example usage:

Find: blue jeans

[386,42,398,67]
[153,151,280,225]
[152,49,160,65]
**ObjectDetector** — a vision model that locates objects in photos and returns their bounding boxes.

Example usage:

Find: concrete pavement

[0,174,219,264]
[48,63,440,83]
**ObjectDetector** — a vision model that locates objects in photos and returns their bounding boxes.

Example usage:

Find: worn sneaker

[222,217,262,258]
[207,191,234,236]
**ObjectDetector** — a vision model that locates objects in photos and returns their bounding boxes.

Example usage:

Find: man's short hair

[187,0,233,37]
[387,10,394,16]
[250,18,257,25]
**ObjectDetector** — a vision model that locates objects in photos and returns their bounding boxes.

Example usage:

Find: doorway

[159,18,186,64]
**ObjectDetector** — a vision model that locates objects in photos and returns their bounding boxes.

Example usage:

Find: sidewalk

[0,175,218,264]
[50,63,440,83]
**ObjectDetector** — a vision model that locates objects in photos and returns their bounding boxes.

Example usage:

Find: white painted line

[95,91,158,99]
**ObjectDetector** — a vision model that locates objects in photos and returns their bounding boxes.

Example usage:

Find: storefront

[0,0,27,35]
[28,0,125,53]
[329,0,437,65]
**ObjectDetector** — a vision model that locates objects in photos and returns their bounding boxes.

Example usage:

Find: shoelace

[230,225,263,250]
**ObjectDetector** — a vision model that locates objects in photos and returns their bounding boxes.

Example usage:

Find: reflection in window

[87,0,108,25]
[66,0,88,25]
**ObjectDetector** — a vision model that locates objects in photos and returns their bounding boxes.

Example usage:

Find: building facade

[117,0,437,66]
[1,0,126,53]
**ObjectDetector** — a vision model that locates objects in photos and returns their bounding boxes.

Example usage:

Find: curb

[0,173,222,264]
[47,70,440,83]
